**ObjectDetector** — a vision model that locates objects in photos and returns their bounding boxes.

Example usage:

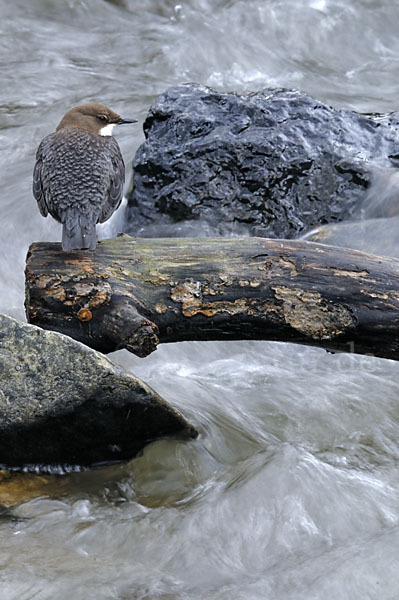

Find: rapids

[0,1,398,598]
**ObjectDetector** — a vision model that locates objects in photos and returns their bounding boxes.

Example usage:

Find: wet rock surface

[126,83,399,238]
[0,314,197,470]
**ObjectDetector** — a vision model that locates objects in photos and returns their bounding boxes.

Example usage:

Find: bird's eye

[98,115,107,122]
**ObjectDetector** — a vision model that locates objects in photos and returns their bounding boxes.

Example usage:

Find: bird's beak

[118,118,138,125]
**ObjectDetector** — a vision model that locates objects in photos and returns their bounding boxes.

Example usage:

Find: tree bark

[25,235,399,360]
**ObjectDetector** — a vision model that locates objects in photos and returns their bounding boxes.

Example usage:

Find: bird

[33,103,137,251]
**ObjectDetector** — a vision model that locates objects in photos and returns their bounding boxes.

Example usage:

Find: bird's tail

[62,209,97,251]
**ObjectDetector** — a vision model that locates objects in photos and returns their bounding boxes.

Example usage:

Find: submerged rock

[126,82,399,238]
[0,314,196,469]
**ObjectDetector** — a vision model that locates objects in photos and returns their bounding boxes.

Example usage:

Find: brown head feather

[56,103,122,134]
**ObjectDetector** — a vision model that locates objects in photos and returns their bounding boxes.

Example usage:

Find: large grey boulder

[0,314,196,469]
[126,82,399,238]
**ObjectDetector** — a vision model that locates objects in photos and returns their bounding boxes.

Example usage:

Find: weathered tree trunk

[25,235,399,360]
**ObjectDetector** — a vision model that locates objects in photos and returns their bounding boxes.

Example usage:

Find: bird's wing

[32,139,48,217]
[98,137,125,223]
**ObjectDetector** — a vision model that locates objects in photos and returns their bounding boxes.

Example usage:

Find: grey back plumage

[33,128,125,251]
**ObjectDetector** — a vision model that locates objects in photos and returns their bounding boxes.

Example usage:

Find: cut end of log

[124,320,159,357]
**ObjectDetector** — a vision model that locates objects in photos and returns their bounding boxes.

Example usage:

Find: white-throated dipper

[33,103,137,251]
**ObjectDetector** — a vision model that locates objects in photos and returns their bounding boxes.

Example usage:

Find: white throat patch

[100,123,116,136]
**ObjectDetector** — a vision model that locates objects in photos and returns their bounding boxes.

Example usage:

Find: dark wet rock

[126,82,399,238]
[303,167,399,258]
[0,314,197,470]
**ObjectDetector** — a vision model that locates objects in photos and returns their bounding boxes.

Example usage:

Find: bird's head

[55,103,137,136]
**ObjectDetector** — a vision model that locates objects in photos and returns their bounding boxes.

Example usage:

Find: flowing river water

[1,1,399,598]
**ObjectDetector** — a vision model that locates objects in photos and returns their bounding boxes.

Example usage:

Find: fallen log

[25,235,399,360]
